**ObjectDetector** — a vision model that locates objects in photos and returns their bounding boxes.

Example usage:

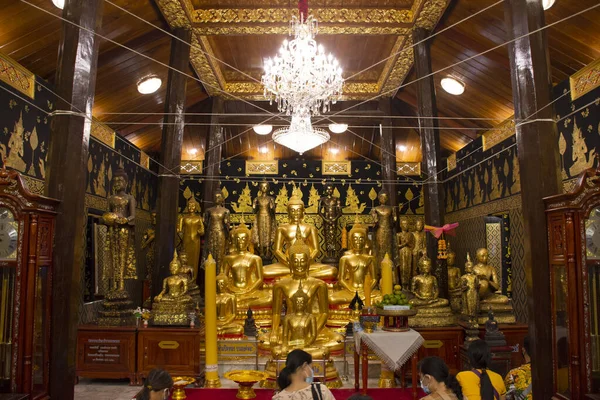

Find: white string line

[311,3,600,127]
[18,0,292,127]
[556,97,600,123]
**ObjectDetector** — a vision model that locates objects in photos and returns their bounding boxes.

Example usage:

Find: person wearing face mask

[418,357,463,400]
[135,368,173,400]
[273,349,336,400]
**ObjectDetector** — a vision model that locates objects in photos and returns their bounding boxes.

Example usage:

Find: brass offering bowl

[376,308,417,332]
[359,309,380,333]
[224,370,268,399]
[171,376,195,400]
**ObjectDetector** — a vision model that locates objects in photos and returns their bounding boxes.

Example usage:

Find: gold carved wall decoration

[322,161,351,176]
[192,25,411,36]
[396,162,421,176]
[569,120,595,177]
[482,118,515,151]
[140,152,150,170]
[85,193,109,211]
[90,121,116,149]
[21,176,45,195]
[155,0,193,28]
[414,0,449,30]
[447,153,456,171]
[342,184,366,214]
[231,183,253,214]
[190,35,224,96]
[181,160,203,174]
[570,57,600,101]
[380,36,413,96]
[0,52,35,99]
[246,160,278,175]
[305,184,320,214]
[275,185,289,213]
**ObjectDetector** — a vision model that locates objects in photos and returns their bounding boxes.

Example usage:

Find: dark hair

[467,340,494,400]
[523,335,531,358]
[418,356,463,399]
[136,369,173,400]
[277,349,312,390]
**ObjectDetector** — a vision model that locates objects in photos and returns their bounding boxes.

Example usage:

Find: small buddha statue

[370,191,396,281]
[179,250,201,307]
[447,244,462,313]
[215,274,244,337]
[203,190,230,273]
[263,195,338,281]
[408,254,455,327]
[152,251,194,326]
[221,219,271,308]
[330,222,380,305]
[396,217,414,288]
[473,248,510,304]
[244,309,258,337]
[412,219,426,277]
[252,181,276,261]
[460,253,480,324]
[484,310,507,347]
[178,196,204,280]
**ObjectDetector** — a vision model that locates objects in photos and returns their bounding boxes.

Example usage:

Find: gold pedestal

[408,306,456,328]
[152,300,194,326]
[477,303,516,324]
[224,370,268,399]
[171,377,195,400]
[98,289,135,326]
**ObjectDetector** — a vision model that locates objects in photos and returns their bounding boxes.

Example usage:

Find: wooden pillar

[379,98,397,207]
[504,1,561,397]
[154,28,192,295]
[45,1,103,399]
[413,27,447,297]
[202,97,225,208]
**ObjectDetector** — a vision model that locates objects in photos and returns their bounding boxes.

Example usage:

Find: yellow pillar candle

[204,254,221,388]
[364,272,372,307]
[381,253,393,296]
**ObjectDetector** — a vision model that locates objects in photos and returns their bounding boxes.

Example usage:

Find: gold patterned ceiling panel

[157,0,449,100]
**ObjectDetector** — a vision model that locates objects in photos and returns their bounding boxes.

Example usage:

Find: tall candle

[364,272,372,307]
[204,254,221,388]
[381,253,393,296]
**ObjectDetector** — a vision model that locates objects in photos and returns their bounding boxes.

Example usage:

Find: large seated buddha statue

[263,195,338,281]
[221,220,272,309]
[408,254,455,327]
[472,248,515,324]
[152,251,194,326]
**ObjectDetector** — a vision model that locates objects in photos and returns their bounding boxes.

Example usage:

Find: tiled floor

[75,378,141,400]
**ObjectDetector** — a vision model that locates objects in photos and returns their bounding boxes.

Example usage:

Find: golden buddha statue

[472,248,515,323]
[370,191,396,281]
[330,222,380,305]
[396,217,414,288]
[152,251,194,326]
[412,219,426,277]
[408,254,455,327]
[178,250,201,307]
[203,191,230,273]
[447,244,462,313]
[252,181,276,260]
[318,184,342,264]
[263,195,338,281]
[215,274,244,337]
[221,220,271,308]
[178,196,204,280]
[460,253,480,324]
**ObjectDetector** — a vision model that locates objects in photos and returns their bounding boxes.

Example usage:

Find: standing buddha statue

[252,181,276,261]
[263,195,338,281]
[318,184,342,264]
[370,191,397,281]
[447,244,462,313]
[412,219,426,277]
[472,248,515,323]
[396,217,414,288]
[178,196,204,280]
[152,251,194,326]
[203,190,230,273]
[460,253,480,324]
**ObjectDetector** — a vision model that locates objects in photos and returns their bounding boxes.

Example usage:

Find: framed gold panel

[181,160,203,174]
[570,57,600,101]
[322,161,351,176]
[0,51,35,99]
[396,162,421,176]
[246,160,278,175]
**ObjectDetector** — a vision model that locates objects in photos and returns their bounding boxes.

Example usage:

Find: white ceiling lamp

[52,0,64,9]
[328,123,348,134]
[188,148,198,156]
[273,113,329,155]
[137,75,162,94]
[259,146,269,154]
[253,125,273,135]
[329,147,340,155]
[440,76,465,96]
[398,145,407,152]
[542,0,556,10]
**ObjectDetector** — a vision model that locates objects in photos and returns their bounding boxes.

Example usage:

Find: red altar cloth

[174,388,425,400]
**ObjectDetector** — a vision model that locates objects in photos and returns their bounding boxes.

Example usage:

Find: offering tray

[376,307,417,332]
[171,376,195,400]
[224,370,268,399]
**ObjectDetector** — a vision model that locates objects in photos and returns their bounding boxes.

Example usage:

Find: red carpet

[178,388,425,400]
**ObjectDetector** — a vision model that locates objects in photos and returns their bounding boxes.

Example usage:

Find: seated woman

[136,368,173,400]
[418,356,463,400]
[456,340,507,400]
[273,349,336,400]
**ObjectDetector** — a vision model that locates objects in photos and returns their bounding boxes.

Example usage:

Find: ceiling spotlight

[253,125,273,135]
[259,146,269,154]
[398,145,407,152]
[52,0,64,9]
[188,148,198,155]
[137,75,162,94]
[542,0,555,10]
[440,76,465,96]
[329,148,340,155]
[328,123,348,134]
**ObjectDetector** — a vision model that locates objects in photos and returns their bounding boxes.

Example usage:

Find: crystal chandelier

[272,111,330,155]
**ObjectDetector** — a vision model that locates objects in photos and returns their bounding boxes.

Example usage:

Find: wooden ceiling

[1,0,599,163]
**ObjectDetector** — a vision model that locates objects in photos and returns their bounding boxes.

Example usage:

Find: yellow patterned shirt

[504,363,532,400]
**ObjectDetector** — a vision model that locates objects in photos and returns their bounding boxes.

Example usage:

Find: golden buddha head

[112,168,128,193]
[287,195,305,223]
[399,216,409,232]
[231,220,251,251]
[447,243,456,266]
[179,250,189,267]
[288,226,311,276]
[215,191,224,206]
[187,198,200,214]
[259,181,269,194]
[418,255,432,275]
[170,251,182,275]
[216,274,228,293]
[349,223,367,252]
[378,191,389,205]
[291,281,310,312]
[324,184,334,196]
[476,248,488,264]
[415,219,424,231]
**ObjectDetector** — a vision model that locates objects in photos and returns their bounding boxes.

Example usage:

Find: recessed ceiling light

[398,145,407,152]
[52,0,64,9]
[253,125,273,135]
[259,146,269,154]
[440,77,465,96]
[329,148,340,155]
[188,148,198,155]
[542,0,555,10]
[328,123,348,134]
[137,75,162,94]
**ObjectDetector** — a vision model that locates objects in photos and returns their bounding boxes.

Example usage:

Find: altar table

[353,330,424,399]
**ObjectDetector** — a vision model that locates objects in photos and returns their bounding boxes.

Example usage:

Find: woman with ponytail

[135,369,173,400]
[418,356,463,399]
[457,340,507,400]
[273,349,336,400]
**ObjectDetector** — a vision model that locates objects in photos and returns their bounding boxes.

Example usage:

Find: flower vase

[143,320,148,328]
